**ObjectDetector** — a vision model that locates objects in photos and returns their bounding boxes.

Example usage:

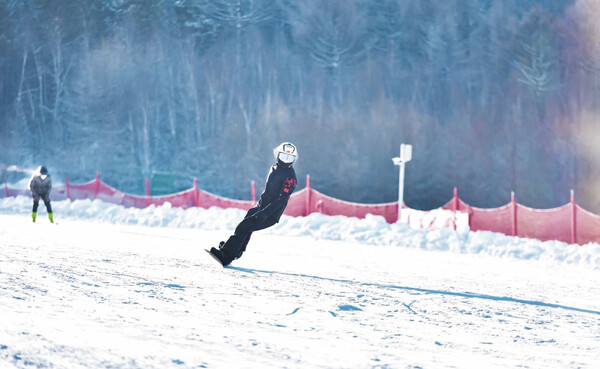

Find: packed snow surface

[1,196,599,368]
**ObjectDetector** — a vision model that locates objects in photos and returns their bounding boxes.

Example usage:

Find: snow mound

[2,196,599,270]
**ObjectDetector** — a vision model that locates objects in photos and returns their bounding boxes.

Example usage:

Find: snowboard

[205,249,225,267]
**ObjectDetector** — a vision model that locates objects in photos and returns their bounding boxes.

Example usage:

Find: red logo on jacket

[283,178,297,193]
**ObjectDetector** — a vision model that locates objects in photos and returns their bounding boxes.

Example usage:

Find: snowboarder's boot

[48,213,54,223]
[32,212,37,222]
[209,247,229,267]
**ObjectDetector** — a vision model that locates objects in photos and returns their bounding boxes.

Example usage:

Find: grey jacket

[29,174,52,196]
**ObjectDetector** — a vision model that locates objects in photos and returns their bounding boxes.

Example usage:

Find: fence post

[453,187,459,230]
[306,174,311,216]
[94,172,100,200]
[66,176,70,200]
[4,180,8,198]
[251,180,256,204]
[453,187,459,211]
[145,178,151,207]
[571,189,577,245]
[511,191,517,237]
[193,179,200,207]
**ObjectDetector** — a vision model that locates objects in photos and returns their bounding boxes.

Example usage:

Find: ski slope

[1,197,599,368]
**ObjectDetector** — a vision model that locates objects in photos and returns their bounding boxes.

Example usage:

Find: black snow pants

[220,207,277,263]
[32,192,52,214]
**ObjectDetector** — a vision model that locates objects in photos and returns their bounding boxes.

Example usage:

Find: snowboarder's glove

[254,211,267,223]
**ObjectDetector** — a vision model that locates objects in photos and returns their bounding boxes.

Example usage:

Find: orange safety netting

[3,177,599,245]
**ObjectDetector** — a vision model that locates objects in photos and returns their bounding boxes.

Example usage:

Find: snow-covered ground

[1,196,599,368]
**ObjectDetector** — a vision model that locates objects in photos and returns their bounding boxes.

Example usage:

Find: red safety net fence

[3,175,600,245]
[438,190,599,245]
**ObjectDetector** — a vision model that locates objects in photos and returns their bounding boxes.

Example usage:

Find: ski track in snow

[1,200,600,368]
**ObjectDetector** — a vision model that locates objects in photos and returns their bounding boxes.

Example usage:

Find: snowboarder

[208,142,298,267]
[29,166,53,223]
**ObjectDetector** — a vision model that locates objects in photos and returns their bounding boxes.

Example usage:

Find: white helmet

[273,142,298,164]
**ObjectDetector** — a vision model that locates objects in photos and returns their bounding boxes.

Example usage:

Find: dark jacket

[29,174,52,197]
[256,163,297,222]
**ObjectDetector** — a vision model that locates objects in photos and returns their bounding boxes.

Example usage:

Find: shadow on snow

[227,266,600,316]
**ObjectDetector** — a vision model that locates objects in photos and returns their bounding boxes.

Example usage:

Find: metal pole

[145,178,151,207]
[393,143,412,223]
[511,191,517,237]
[94,172,100,200]
[398,162,405,222]
[306,174,311,216]
[571,189,577,245]
[193,179,199,207]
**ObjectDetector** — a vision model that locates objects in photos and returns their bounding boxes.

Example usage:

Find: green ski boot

[32,212,37,223]
[48,213,54,223]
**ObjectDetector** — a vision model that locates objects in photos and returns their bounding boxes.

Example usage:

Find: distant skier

[29,166,53,223]
[208,142,298,267]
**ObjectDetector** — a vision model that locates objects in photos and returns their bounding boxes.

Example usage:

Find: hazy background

[1,0,600,211]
